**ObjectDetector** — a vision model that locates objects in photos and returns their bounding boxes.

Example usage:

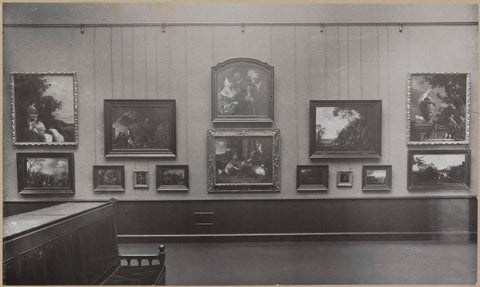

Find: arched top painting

[211,58,274,123]
[407,73,470,145]
[10,72,78,146]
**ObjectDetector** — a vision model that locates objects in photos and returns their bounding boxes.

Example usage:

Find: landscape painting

[156,165,189,191]
[17,153,75,195]
[93,166,125,192]
[408,150,470,190]
[310,100,382,158]
[362,165,392,191]
[297,165,328,192]
[11,73,78,146]
[408,73,470,145]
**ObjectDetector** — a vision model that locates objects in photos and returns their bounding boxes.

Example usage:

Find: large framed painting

[310,100,382,159]
[207,129,280,193]
[104,99,176,158]
[93,165,125,192]
[156,165,189,192]
[407,73,470,145]
[211,58,274,123]
[296,165,328,192]
[408,150,470,190]
[10,72,78,146]
[17,153,75,195]
[362,165,392,192]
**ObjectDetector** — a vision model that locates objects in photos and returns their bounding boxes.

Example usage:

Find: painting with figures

[156,165,189,191]
[212,58,274,122]
[93,166,125,192]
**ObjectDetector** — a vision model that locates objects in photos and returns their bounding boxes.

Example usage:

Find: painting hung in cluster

[212,58,274,122]
[362,165,392,191]
[310,100,382,158]
[104,100,176,158]
[16,153,75,195]
[93,166,125,192]
[408,150,470,190]
[207,129,280,192]
[10,73,78,146]
[408,73,470,145]
[156,165,189,191]
[296,165,328,192]
[133,171,149,189]
[337,170,353,187]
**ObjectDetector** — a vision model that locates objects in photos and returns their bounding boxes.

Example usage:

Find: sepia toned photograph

[16,153,75,195]
[93,165,125,192]
[337,170,353,187]
[296,165,328,192]
[133,170,149,189]
[104,100,176,158]
[212,58,274,122]
[310,100,382,158]
[408,73,470,145]
[408,150,470,190]
[362,165,392,191]
[10,73,78,146]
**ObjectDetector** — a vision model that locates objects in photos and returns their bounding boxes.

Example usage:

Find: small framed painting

[336,170,353,187]
[296,165,328,192]
[362,165,392,192]
[93,165,125,192]
[133,170,149,189]
[156,165,189,192]
[408,150,470,190]
[17,153,75,195]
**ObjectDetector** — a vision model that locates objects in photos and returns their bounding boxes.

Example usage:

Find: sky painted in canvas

[44,75,74,123]
[316,107,360,140]
[27,158,68,175]
[413,154,465,171]
[367,169,386,179]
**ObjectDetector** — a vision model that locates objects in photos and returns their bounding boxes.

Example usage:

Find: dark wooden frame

[133,170,149,189]
[407,150,470,190]
[309,100,382,159]
[362,165,392,192]
[211,58,274,123]
[93,165,125,192]
[336,170,353,187]
[296,165,329,192]
[156,165,189,192]
[104,99,176,158]
[16,152,75,195]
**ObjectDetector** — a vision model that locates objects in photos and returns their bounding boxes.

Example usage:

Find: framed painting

[93,165,125,192]
[17,153,75,195]
[133,170,149,189]
[296,165,328,192]
[10,72,78,146]
[362,165,392,191]
[156,165,189,192]
[104,99,176,158]
[337,170,353,187]
[207,129,280,193]
[408,150,470,190]
[211,58,274,123]
[310,100,382,159]
[407,73,470,145]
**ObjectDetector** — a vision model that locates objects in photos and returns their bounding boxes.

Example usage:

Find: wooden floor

[119,240,476,285]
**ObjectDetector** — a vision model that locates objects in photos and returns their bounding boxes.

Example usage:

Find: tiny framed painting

[104,99,176,158]
[362,165,392,192]
[133,170,149,189]
[408,150,470,190]
[310,100,382,159]
[156,165,189,192]
[17,153,75,195]
[93,165,125,192]
[336,170,353,187]
[212,58,274,123]
[407,73,470,145]
[10,72,78,146]
[296,165,329,192]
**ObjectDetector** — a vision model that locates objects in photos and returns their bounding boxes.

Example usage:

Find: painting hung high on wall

[408,150,470,190]
[17,153,75,195]
[212,58,274,122]
[207,129,280,192]
[156,165,189,191]
[10,72,78,146]
[362,165,392,191]
[310,100,382,159]
[407,73,470,145]
[104,100,176,158]
[296,165,328,192]
[93,165,125,192]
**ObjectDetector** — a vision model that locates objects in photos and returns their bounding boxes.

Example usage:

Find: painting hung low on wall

[296,165,328,192]
[133,170,149,189]
[10,73,78,146]
[207,129,280,192]
[104,99,176,158]
[310,100,382,159]
[408,150,470,190]
[93,165,125,192]
[362,165,392,192]
[17,153,75,195]
[407,73,470,145]
[212,58,274,123]
[156,165,189,192]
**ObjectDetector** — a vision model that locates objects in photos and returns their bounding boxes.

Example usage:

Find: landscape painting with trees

[408,73,470,144]
[362,165,392,191]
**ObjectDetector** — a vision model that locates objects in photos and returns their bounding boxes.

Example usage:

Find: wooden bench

[3,200,166,285]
